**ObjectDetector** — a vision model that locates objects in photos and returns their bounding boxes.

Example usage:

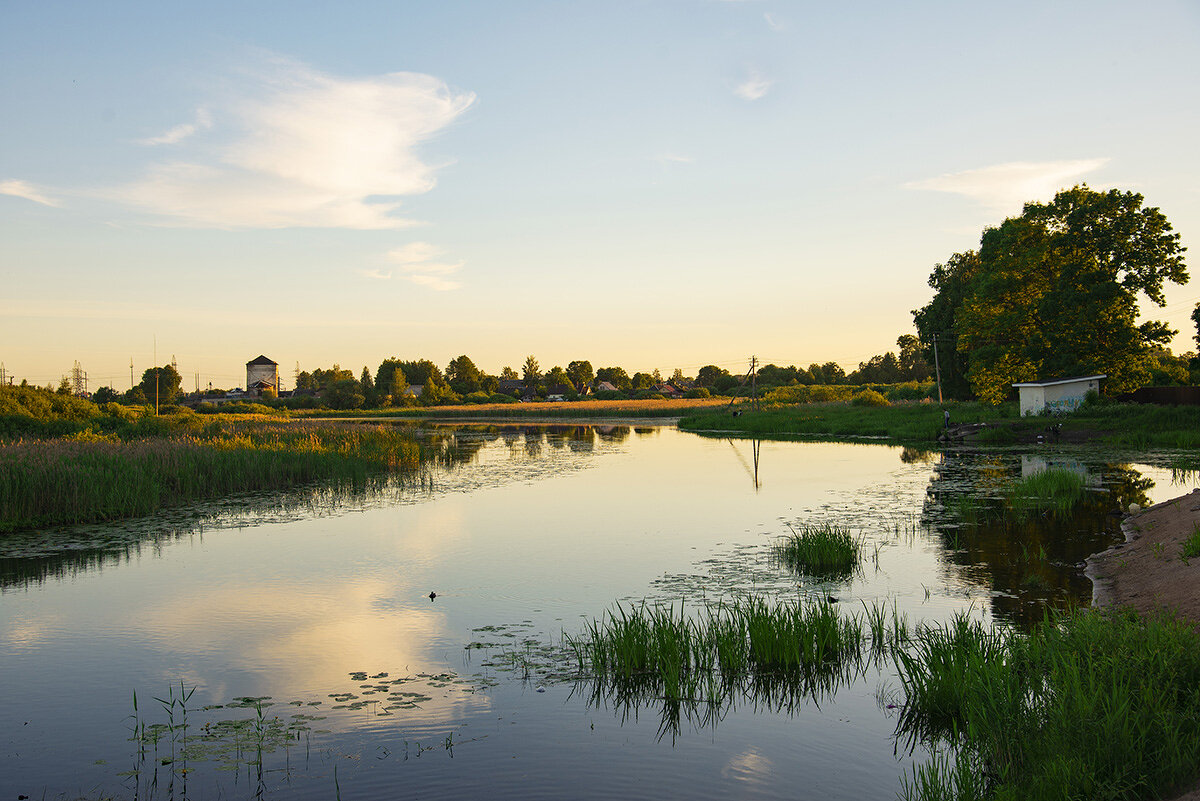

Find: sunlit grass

[0,419,424,531]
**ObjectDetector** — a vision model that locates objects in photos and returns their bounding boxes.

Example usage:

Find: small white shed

[1012,375,1105,416]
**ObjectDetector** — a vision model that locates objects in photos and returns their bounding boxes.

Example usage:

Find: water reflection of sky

[2,428,1199,800]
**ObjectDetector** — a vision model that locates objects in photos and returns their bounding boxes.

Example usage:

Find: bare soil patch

[1087,489,1200,801]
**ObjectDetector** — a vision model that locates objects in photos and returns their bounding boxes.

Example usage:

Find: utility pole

[932,334,944,404]
[154,336,159,416]
[0,363,6,387]
[750,355,759,411]
[130,358,134,390]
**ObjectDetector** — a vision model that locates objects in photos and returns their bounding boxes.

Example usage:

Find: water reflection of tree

[921,452,1153,627]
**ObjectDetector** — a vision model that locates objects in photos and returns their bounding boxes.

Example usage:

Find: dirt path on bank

[1086,489,1200,801]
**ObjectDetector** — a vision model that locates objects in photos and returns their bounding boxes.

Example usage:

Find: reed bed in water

[771,522,863,579]
[0,421,423,531]
[566,597,865,707]
[1005,468,1086,517]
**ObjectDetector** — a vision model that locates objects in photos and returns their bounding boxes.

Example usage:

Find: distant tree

[522,355,542,388]
[544,366,573,391]
[123,386,148,405]
[91,386,120,404]
[446,355,483,395]
[375,359,407,398]
[897,335,933,381]
[820,361,846,384]
[56,376,72,395]
[669,368,689,387]
[695,365,730,388]
[324,378,365,410]
[500,366,519,381]
[651,368,663,383]
[631,372,655,391]
[139,364,183,407]
[849,352,902,384]
[566,360,595,393]
[419,376,442,406]
[596,366,632,391]
[359,366,376,406]
[1145,347,1190,386]
[396,359,444,388]
[295,370,317,391]
[310,365,355,390]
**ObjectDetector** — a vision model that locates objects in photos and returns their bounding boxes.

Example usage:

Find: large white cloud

[906,159,1110,212]
[108,59,475,229]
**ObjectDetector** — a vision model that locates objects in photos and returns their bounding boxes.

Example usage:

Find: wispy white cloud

[906,159,1110,211]
[138,108,213,145]
[101,57,475,229]
[0,179,61,207]
[735,70,772,101]
[381,241,463,290]
[655,152,694,165]
[763,12,786,31]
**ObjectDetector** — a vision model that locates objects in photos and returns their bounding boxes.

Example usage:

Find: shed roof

[1011,375,1105,388]
[247,355,277,366]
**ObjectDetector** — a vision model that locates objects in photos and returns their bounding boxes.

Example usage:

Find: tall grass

[567,597,864,716]
[0,420,424,531]
[1005,468,1086,518]
[772,523,862,580]
[897,608,1200,801]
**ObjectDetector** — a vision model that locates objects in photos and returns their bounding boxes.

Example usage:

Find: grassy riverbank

[679,400,1200,448]
[0,399,426,532]
[297,397,731,421]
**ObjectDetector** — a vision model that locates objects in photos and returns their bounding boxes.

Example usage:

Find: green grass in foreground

[571,597,1200,801]
[898,608,1200,801]
[0,419,424,532]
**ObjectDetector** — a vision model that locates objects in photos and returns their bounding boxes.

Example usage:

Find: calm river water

[1,425,1195,800]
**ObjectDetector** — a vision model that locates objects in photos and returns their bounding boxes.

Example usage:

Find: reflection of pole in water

[727,439,762,491]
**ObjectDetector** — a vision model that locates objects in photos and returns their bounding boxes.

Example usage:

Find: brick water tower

[246,355,279,396]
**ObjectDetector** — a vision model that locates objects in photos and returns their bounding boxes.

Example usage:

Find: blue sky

[3,1,1198,390]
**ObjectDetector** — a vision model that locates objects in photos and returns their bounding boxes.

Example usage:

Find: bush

[593,390,627,401]
[852,389,890,407]
[488,393,520,404]
[464,391,492,404]
[684,387,711,399]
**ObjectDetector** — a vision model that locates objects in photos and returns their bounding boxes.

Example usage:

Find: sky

[2,1,1199,391]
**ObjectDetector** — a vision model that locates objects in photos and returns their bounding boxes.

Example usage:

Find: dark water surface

[1,426,1195,800]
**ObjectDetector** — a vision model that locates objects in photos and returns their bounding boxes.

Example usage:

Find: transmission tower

[71,361,88,397]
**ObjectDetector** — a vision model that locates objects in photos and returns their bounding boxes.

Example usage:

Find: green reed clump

[567,596,865,710]
[897,608,1200,801]
[772,523,862,580]
[1005,468,1086,518]
[0,420,425,531]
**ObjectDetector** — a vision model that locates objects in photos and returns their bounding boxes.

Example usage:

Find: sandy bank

[1087,488,1200,801]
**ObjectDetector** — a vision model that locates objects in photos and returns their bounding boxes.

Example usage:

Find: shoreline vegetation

[0,386,428,532]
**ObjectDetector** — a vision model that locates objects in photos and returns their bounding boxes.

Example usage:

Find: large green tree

[918,186,1187,402]
[566,360,595,393]
[912,250,979,399]
[445,355,483,395]
[139,364,182,408]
